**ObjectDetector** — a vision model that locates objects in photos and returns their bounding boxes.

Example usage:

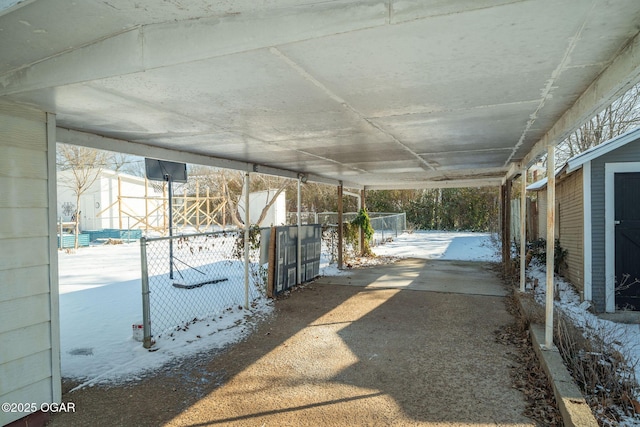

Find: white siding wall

[0,102,60,425]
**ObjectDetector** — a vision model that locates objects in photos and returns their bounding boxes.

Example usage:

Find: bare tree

[185,166,293,227]
[57,144,108,249]
[557,83,640,162]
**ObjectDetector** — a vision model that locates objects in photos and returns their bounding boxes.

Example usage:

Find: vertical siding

[591,139,640,312]
[0,103,58,426]
[556,169,584,293]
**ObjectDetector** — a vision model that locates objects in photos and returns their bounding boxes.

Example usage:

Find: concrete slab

[316,258,507,297]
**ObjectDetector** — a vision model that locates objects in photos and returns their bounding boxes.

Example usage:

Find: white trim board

[604,162,640,312]
[583,161,592,302]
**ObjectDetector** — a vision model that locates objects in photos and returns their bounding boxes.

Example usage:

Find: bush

[526,238,567,273]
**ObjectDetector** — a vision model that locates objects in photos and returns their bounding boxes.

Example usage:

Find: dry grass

[497,293,563,426]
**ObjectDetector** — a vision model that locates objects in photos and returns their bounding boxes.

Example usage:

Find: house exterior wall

[556,169,584,293]
[591,140,640,312]
[57,170,164,231]
[0,103,60,425]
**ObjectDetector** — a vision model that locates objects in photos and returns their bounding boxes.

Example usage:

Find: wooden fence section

[95,177,229,235]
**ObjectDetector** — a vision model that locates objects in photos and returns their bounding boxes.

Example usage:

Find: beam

[520,30,640,169]
[0,3,388,96]
[365,178,503,190]
[56,128,350,187]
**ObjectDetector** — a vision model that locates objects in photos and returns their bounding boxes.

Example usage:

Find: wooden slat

[0,177,47,208]
[0,265,49,303]
[0,322,52,364]
[0,208,48,239]
[0,350,52,396]
[0,294,50,335]
[0,237,49,271]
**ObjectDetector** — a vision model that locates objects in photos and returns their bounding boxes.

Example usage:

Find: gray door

[615,172,640,310]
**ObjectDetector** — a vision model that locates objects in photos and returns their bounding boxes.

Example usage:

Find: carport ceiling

[2,0,640,189]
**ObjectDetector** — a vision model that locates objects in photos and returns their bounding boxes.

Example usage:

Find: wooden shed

[528,128,640,313]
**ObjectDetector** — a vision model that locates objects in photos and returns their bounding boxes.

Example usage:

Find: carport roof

[2,1,640,189]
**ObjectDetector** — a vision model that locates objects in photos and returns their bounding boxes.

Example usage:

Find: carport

[2,1,640,425]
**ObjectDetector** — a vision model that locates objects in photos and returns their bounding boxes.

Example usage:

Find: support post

[163,183,167,235]
[140,237,152,349]
[502,180,512,273]
[360,189,366,255]
[244,172,250,309]
[546,145,556,349]
[520,169,528,292]
[337,183,344,269]
[144,178,149,233]
[167,175,174,280]
[297,177,302,284]
[118,176,123,230]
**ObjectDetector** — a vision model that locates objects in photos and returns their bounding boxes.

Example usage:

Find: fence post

[297,177,302,284]
[140,237,152,349]
[244,172,250,309]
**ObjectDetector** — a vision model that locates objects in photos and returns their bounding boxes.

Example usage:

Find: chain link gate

[140,230,264,348]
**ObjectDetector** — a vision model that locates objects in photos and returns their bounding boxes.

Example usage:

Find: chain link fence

[320,212,406,262]
[369,213,406,246]
[140,230,265,348]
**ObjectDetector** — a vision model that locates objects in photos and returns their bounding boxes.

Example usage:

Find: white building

[238,189,287,226]
[57,169,165,232]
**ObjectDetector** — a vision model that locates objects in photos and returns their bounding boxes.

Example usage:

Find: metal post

[118,176,123,230]
[297,177,302,284]
[167,175,174,280]
[140,237,152,349]
[520,168,527,292]
[360,189,366,254]
[337,183,344,269]
[244,172,250,309]
[545,145,556,349]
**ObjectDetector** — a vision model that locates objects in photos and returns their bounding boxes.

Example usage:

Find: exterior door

[615,172,640,310]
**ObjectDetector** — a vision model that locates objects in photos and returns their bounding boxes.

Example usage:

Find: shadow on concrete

[49,259,533,426]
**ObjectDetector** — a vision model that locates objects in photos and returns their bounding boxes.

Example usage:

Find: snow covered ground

[373,230,499,261]
[57,231,498,387]
[527,262,640,425]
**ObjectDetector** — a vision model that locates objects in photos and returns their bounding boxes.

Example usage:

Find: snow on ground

[527,262,640,425]
[58,242,273,388]
[58,231,497,387]
[373,230,499,262]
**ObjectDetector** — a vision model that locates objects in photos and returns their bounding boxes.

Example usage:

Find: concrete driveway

[49,258,534,427]
[164,259,533,426]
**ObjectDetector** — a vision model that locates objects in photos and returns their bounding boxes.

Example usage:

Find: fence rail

[140,229,263,348]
